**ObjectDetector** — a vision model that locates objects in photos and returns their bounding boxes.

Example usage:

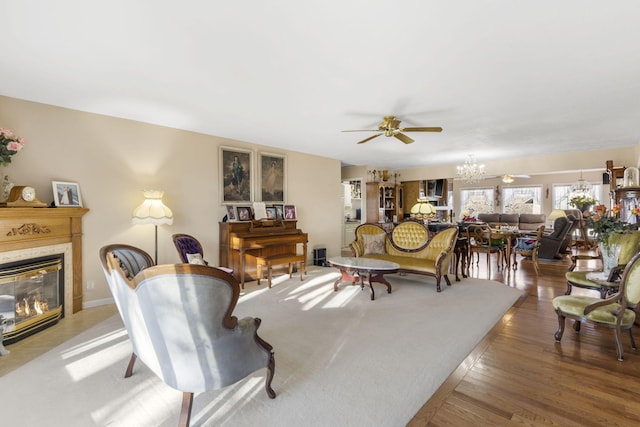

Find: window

[460,187,494,216]
[552,183,603,210]
[502,186,542,214]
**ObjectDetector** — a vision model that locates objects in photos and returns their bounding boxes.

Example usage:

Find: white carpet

[2,268,522,427]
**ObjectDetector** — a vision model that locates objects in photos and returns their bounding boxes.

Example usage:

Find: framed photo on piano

[225,205,237,221]
[284,205,296,220]
[220,146,253,203]
[273,204,284,220]
[236,206,252,221]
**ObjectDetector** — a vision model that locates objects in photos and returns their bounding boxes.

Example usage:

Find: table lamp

[132,190,173,264]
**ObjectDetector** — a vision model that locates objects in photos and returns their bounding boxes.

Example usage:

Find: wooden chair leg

[124,353,137,378]
[179,392,194,427]
[300,261,305,281]
[267,265,273,288]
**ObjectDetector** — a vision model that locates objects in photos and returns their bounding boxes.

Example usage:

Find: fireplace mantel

[0,207,89,313]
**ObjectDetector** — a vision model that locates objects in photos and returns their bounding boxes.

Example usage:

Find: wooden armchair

[466,223,505,278]
[100,245,276,426]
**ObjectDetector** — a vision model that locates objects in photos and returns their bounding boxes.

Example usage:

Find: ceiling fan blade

[401,127,443,132]
[357,133,383,144]
[393,132,414,144]
[342,129,379,133]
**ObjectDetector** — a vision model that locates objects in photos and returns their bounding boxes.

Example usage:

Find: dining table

[489,227,523,272]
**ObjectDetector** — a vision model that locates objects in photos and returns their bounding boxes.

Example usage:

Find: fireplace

[0,207,88,348]
[0,254,65,344]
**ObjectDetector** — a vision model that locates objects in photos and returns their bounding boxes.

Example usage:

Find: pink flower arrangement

[0,127,26,166]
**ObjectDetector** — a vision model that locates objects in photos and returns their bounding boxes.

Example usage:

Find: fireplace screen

[0,255,64,345]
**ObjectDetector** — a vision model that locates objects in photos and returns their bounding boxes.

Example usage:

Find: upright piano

[219,220,308,287]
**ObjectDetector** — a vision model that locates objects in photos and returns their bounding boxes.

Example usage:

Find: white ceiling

[1,1,639,170]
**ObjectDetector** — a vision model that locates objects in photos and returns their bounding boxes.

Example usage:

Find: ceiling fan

[500,174,531,183]
[342,115,442,144]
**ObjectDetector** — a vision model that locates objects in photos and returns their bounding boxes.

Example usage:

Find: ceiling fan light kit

[343,115,442,145]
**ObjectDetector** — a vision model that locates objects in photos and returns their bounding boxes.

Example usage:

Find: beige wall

[0,96,343,307]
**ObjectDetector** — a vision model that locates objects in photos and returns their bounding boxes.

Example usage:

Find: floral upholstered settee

[349,220,458,292]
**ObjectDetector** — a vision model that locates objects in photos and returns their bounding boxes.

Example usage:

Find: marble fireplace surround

[0,208,89,315]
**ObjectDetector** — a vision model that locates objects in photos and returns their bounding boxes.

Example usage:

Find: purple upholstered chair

[172,233,233,274]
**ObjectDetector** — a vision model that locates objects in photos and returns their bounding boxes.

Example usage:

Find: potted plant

[569,195,598,212]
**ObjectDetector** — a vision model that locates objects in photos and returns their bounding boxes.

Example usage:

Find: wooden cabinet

[365,182,398,224]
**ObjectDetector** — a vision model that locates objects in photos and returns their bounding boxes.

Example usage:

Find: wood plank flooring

[2,250,639,426]
[410,251,640,426]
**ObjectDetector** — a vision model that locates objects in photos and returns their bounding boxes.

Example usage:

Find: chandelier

[456,155,485,184]
[570,170,592,194]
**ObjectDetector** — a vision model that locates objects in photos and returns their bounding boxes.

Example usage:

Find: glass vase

[600,242,621,276]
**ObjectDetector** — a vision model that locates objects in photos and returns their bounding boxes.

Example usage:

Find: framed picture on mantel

[52,181,83,207]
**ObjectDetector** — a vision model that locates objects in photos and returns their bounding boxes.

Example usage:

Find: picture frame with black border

[273,204,284,220]
[236,205,253,221]
[52,181,83,207]
[220,146,253,203]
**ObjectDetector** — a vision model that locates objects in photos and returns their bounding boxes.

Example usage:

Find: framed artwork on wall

[258,152,286,202]
[236,205,253,221]
[284,204,296,220]
[225,205,237,221]
[220,146,253,203]
[52,181,83,207]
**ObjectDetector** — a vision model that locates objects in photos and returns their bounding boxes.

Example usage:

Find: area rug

[2,268,522,426]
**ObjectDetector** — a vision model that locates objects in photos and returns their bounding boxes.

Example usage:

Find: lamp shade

[132,190,173,225]
[410,198,436,220]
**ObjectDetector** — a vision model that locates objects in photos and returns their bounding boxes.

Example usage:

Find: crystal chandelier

[456,155,485,184]
[570,170,592,194]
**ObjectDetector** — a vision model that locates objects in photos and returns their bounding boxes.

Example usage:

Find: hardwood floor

[3,250,640,426]
[410,251,640,426]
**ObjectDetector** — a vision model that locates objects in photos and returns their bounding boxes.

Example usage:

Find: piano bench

[256,254,306,288]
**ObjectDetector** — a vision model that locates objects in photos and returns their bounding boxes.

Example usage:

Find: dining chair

[553,251,640,361]
[466,223,505,278]
[514,225,545,275]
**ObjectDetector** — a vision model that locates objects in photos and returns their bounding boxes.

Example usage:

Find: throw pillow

[362,233,386,255]
[186,253,206,265]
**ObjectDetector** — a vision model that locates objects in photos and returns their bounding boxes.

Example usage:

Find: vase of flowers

[584,204,631,273]
[569,195,598,212]
[0,127,26,202]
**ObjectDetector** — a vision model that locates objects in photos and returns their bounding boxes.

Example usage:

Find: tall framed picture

[220,146,253,203]
[284,204,296,220]
[52,181,83,207]
[259,152,286,202]
[273,204,284,220]
[225,205,237,221]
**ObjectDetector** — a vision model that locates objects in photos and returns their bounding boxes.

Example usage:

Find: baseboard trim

[83,297,114,309]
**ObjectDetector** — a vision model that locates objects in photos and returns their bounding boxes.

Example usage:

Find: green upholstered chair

[565,231,640,298]
[553,251,640,361]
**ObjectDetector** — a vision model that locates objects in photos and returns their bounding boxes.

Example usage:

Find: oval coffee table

[328,256,400,300]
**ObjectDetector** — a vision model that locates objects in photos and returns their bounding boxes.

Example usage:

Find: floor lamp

[132,190,173,264]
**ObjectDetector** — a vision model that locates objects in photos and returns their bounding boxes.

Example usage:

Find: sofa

[349,220,459,292]
[476,213,546,233]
